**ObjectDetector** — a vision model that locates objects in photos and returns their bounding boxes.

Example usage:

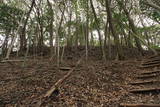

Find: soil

[0,47,160,107]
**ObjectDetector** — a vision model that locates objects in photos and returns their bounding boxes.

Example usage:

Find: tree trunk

[116,0,144,55]
[0,0,3,4]
[90,0,102,48]
[47,0,54,57]
[56,4,65,67]
[105,0,124,60]
[75,4,79,48]
[5,32,15,59]
[85,0,89,61]
[2,30,10,56]
[20,0,35,52]
[36,5,44,53]
[127,23,133,48]
[139,15,150,46]
[90,0,106,60]
[144,0,160,11]
[90,31,94,46]
[67,5,72,47]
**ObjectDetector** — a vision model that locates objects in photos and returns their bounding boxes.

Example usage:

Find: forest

[0,0,160,106]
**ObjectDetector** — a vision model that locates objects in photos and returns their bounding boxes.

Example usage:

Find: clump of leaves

[0,4,24,31]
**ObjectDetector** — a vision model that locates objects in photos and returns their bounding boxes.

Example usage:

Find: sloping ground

[0,56,160,107]
[14,46,152,60]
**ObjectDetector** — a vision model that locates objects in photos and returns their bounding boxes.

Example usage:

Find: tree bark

[56,4,65,67]
[105,0,124,60]
[67,5,72,47]
[20,0,35,52]
[85,0,89,61]
[90,0,106,60]
[116,0,144,55]
[144,0,160,11]
[47,0,54,57]
[2,30,10,56]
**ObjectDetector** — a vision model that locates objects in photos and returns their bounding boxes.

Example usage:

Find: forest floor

[0,49,160,107]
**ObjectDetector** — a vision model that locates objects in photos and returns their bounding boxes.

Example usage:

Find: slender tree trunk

[139,16,150,46]
[104,20,109,61]
[2,30,10,56]
[128,24,133,48]
[105,0,124,60]
[0,0,3,3]
[20,0,35,52]
[85,0,89,61]
[116,0,144,55]
[117,0,157,55]
[90,31,94,46]
[90,0,106,61]
[144,0,160,11]
[104,21,108,49]
[47,0,54,57]
[56,4,65,67]
[5,32,15,59]
[75,4,79,48]
[90,0,102,48]
[36,6,44,53]
[5,11,26,59]
[117,20,128,46]
[108,29,112,59]
[67,7,72,47]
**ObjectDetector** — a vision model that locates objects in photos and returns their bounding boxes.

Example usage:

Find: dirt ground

[0,52,160,107]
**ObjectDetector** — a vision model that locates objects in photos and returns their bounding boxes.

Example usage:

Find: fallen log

[120,103,160,107]
[129,80,159,85]
[130,88,160,93]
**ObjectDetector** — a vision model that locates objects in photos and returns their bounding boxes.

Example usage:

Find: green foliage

[90,18,103,30]
[138,24,160,37]
[113,12,128,23]
[140,0,160,22]
[151,45,160,50]
[0,4,23,31]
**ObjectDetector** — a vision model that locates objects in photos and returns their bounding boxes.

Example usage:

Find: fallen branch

[44,55,84,98]
[144,0,160,11]
[59,67,71,71]
[0,59,25,63]
[120,103,160,107]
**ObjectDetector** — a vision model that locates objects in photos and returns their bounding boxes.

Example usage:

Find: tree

[105,0,124,60]
[20,0,35,52]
